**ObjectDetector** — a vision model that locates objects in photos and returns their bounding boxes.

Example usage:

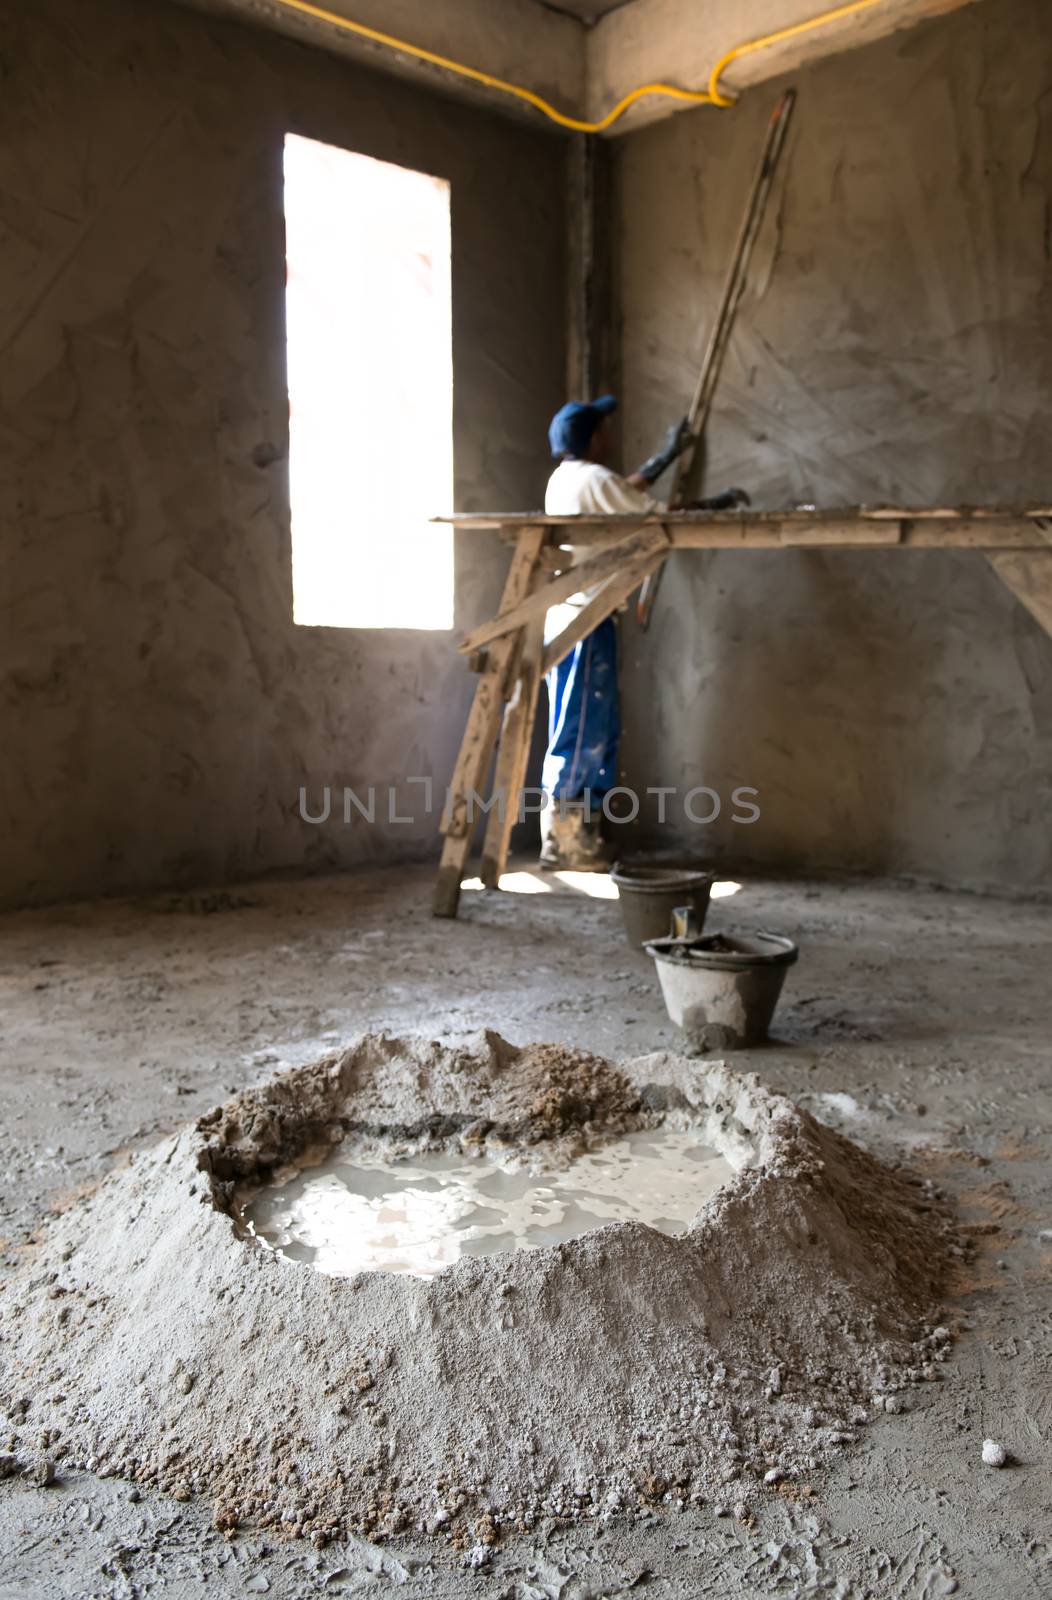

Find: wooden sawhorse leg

[480,612,546,889]
[478,544,668,889]
[432,525,546,918]
[478,543,669,888]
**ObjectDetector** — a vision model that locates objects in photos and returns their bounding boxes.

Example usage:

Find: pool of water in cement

[239,1128,732,1280]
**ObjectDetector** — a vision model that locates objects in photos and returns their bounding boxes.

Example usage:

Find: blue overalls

[541,617,620,801]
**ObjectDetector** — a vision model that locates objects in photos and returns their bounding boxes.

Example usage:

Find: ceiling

[185,0,981,137]
[539,0,638,20]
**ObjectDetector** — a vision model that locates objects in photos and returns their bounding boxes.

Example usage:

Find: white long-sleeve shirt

[544,459,656,519]
[543,461,657,636]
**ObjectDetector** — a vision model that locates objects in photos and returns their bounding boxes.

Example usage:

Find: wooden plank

[433,505,1052,529]
[668,524,781,549]
[860,505,1052,520]
[472,519,1052,551]
[541,549,666,676]
[458,526,670,655]
[665,519,1051,551]
[904,520,1051,549]
[437,512,1052,557]
[988,551,1052,640]
[635,90,797,629]
[540,523,643,547]
[479,614,546,890]
[506,523,648,550]
[779,520,904,547]
[432,525,546,919]
[669,90,797,511]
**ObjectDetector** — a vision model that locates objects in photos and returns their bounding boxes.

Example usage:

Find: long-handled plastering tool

[637,88,797,631]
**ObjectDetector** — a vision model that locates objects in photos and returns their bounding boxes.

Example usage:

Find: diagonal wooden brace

[458,525,670,655]
[987,544,1052,640]
[541,546,667,676]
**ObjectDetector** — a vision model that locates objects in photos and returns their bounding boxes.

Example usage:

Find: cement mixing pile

[0,1034,957,1548]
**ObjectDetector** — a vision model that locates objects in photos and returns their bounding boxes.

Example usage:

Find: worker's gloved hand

[636,415,693,485]
[695,486,751,511]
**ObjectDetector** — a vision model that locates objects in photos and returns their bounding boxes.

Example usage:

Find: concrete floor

[0,863,1049,1598]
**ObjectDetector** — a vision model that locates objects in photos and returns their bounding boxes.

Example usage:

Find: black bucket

[609,862,714,948]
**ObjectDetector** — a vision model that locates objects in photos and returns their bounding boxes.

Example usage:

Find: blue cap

[548,394,618,459]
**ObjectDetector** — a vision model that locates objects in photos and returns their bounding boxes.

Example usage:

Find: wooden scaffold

[431,504,1052,919]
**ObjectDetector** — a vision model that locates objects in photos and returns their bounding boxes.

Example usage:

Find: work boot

[538,799,612,872]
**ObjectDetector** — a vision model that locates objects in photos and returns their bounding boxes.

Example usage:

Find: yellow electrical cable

[266,0,890,131]
[708,0,888,106]
[261,0,710,129]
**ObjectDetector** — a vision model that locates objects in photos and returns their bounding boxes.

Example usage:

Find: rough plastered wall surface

[0,0,566,907]
[615,0,1052,891]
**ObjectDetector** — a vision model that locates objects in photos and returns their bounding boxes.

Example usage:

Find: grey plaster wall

[0,0,566,906]
[614,0,1052,891]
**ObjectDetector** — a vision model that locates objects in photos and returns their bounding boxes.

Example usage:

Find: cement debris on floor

[1,1035,957,1547]
[0,864,1049,1597]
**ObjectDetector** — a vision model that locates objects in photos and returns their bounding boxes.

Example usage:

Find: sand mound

[0,1034,956,1548]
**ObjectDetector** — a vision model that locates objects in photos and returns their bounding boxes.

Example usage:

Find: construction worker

[539,393,747,871]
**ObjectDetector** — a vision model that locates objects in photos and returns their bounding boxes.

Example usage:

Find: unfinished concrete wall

[0,0,566,906]
[615,0,1052,891]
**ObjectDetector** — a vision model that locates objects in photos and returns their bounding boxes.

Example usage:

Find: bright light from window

[283,134,454,629]
[710,880,742,898]
[460,873,552,895]
[460,870,741,902]
[552,870,620,899]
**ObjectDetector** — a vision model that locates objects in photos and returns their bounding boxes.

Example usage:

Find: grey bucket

[609,863,714,948]
[645,927,798,1050]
